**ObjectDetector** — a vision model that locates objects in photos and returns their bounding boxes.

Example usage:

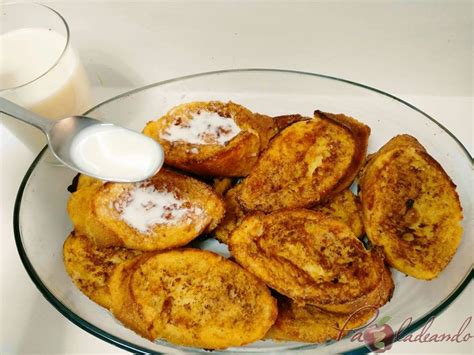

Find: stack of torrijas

[64,101,462,349]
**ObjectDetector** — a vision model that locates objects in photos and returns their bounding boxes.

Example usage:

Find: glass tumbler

[0,2,92,153]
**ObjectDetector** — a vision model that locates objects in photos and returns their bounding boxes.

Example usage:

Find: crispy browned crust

[359,134,463,280]
[68,169,225,251]
[314,189,364,238]
[318,248,392,314]
[215,187,364,245]
[109,249,278,349]
[143,101,276,177]
[273,114,310,131]
[108,253,155,338]
[63,232,142,309]
[237,112,370,212]
[228,209,383,312]
[67,176,122,247]
[253,113,279,149]
[212,177,235,196]
[315,111,371,197]
[266,297,374,343]
[267,264,394,343]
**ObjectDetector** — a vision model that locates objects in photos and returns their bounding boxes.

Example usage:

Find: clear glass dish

[14,69,473,354]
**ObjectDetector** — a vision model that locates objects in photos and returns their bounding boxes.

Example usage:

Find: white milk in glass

[0,28,91,153]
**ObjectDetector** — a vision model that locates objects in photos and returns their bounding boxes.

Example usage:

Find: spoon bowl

[48,115,101,166]
[0,97,164,182]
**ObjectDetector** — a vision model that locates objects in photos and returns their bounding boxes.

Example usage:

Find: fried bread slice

[267,264,394,343]
[228,209,383,312]
[314,189,364,238]
[216,188,364,244]
[359,134,463,280]
[143,101,276,177]
[254,112,279,148]
[266,298,374,343]
[273,114,310,131]
[68,169,224,251]
[214,183,245,244]
[315,251,393,314]
[108,253,155,337]
[237,111,370,212]
[63,232,142,309]
[109,249,277,349]
[67,175,122,246]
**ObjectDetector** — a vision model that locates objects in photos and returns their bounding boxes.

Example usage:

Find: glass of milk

[0,3,92,153]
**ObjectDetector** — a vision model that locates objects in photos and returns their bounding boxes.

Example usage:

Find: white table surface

[1,1,472,354]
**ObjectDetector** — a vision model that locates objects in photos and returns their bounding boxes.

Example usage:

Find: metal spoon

[0,97,164,182]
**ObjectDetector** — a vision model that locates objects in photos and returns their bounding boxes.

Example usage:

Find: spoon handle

[0,97,54,134]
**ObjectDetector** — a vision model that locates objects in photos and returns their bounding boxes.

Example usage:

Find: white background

[0,0,472,354]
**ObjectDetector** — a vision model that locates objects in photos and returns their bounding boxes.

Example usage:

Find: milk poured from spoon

[70,124,164,182]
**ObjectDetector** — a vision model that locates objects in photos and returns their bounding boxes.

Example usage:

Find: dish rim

[13,68,474,354]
